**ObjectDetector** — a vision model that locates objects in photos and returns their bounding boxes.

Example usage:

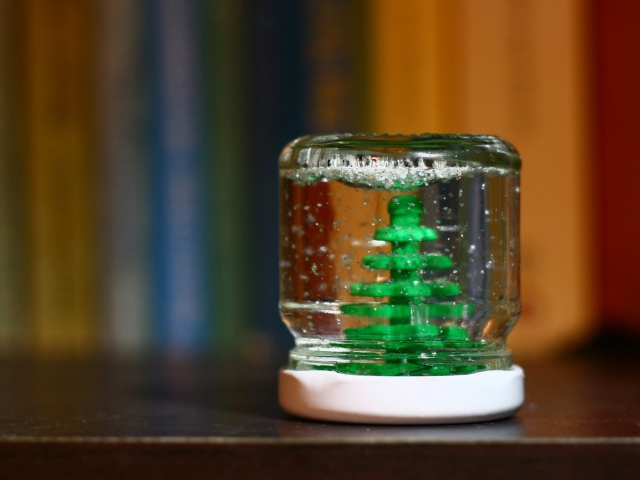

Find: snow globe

[278,134,523,424]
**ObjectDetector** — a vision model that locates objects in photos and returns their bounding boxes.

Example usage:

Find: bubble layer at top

[279,133,521,189]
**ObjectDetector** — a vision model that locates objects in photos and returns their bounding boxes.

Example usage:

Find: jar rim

[279,133,521,171]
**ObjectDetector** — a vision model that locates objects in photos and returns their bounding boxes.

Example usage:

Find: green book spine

[206,0,251,355]
[0,0,26,355]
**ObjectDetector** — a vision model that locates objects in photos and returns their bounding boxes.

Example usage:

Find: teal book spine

[246,0,370,354]
[247,0,306,352]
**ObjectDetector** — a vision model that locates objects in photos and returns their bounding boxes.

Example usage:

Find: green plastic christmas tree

[335,194,483,376]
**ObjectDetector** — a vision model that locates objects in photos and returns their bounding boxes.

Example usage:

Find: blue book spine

[148,0,207,355]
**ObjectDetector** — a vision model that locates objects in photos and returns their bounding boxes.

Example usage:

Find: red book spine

[596,1,640,332]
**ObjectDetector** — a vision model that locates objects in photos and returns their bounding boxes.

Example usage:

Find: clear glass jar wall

[279,134,521,376]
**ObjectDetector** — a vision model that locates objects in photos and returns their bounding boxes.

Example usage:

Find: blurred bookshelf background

[0,0,637,362]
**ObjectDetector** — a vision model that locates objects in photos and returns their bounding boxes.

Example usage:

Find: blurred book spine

[367,0,595,358]
[368,0,450,134]
[303,0,369,301]
[99,0,151,356]
[597,0,640,334]
[247,0,306,351]
[246,0,369,356]
[455,0,595,357]
[206,0,249,355]
[0,0,26,354]
[148,0,208,355]
[23,0,98,356]
[304,0,369,134]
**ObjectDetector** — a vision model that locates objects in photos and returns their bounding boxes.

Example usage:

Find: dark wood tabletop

[0,336,638,479]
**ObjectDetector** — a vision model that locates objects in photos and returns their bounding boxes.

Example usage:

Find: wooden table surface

[0,338,638,479]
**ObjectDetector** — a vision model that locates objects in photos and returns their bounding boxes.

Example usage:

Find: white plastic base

[279,365,524,424]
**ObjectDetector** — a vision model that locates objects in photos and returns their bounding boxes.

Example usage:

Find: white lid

[279,366,524,425]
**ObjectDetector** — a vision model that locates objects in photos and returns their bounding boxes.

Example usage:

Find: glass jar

[279,133,520,376]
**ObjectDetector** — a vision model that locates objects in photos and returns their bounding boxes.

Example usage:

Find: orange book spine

[454,0,595,357]
[367,0,594,358]
[368,0,465,134]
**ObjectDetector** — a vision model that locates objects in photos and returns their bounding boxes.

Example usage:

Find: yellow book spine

[369,0,456,134]
[24,0,98,356]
